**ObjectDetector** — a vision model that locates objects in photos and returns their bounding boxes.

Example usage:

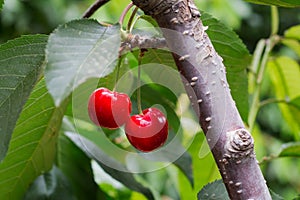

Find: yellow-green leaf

[267,56,300,140]
[285,25,300,40]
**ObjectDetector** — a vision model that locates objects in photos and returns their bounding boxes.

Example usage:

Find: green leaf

[270,189,284,200]
[285,25,300,40]
[201,12,251,122]
[0,34,48,161]
[0,0,3,11]
[65,131,155,200]
[197,180,283,200]
[290,96,300,110]
[0,79,69,199]
[245,0,300,7]
[278,142,300,157]
[197,179,230,200]
[139,15,159,28]
[281,38,300,58]
[282,25,300,57]
[267,56,300,140]
[268,57,300,99]
[24,166,76,200]
[45,19,121,106]
[179,133,219,199]
[57,118,106,200]
[141,130,194,187]
[292,195,300,200]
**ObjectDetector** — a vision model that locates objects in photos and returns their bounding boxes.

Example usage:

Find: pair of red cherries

[88,88,168,152]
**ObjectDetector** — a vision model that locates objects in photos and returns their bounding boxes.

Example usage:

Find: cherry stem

[113,57,123,92]
[137,50,145,114]
[137,60,142,114]
[126,6,139,32]
[119,2,134,28]
[82,0,110,18]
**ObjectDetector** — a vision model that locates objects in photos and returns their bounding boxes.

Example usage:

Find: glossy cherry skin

[88,88,131,129]
[125,108,168,152]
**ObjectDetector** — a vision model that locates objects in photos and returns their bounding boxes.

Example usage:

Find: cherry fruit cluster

[88,88,168,152]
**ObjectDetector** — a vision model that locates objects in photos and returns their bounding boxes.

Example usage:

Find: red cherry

[125,108,168,152]
[88,88,131,129]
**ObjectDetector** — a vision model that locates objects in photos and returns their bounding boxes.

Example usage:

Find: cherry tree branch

[82,0,110,18]
[131,0,271,199]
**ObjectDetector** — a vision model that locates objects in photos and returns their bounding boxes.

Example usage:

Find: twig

[126,6,139,32]
[119,34,167,56]
[259,154,278,165]
[259,98,289,107]
[119,2,134,26]
[82,0,110,18]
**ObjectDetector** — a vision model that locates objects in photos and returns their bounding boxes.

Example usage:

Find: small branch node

[225,128,254,160]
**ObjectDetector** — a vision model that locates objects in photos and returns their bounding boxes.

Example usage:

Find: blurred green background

[1,0,300,199]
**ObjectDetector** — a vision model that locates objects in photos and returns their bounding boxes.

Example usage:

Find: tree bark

[131,0,271,199]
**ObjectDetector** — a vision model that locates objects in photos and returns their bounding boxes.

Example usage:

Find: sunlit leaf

[285,25,300,40]
[281,39,300,58]
[197,179,230,200]
[278,142,300,157]
[245,0,300,7]
[290,96,300,110]
[45,19,121,106]
[267,56,300,140]
[94,0,131,23]
[0,35,47,161]
[24,166,76,200]
[268,56,300,99]
[65,131,155,200]
[0,80,69,199]
[282,25,300,57]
